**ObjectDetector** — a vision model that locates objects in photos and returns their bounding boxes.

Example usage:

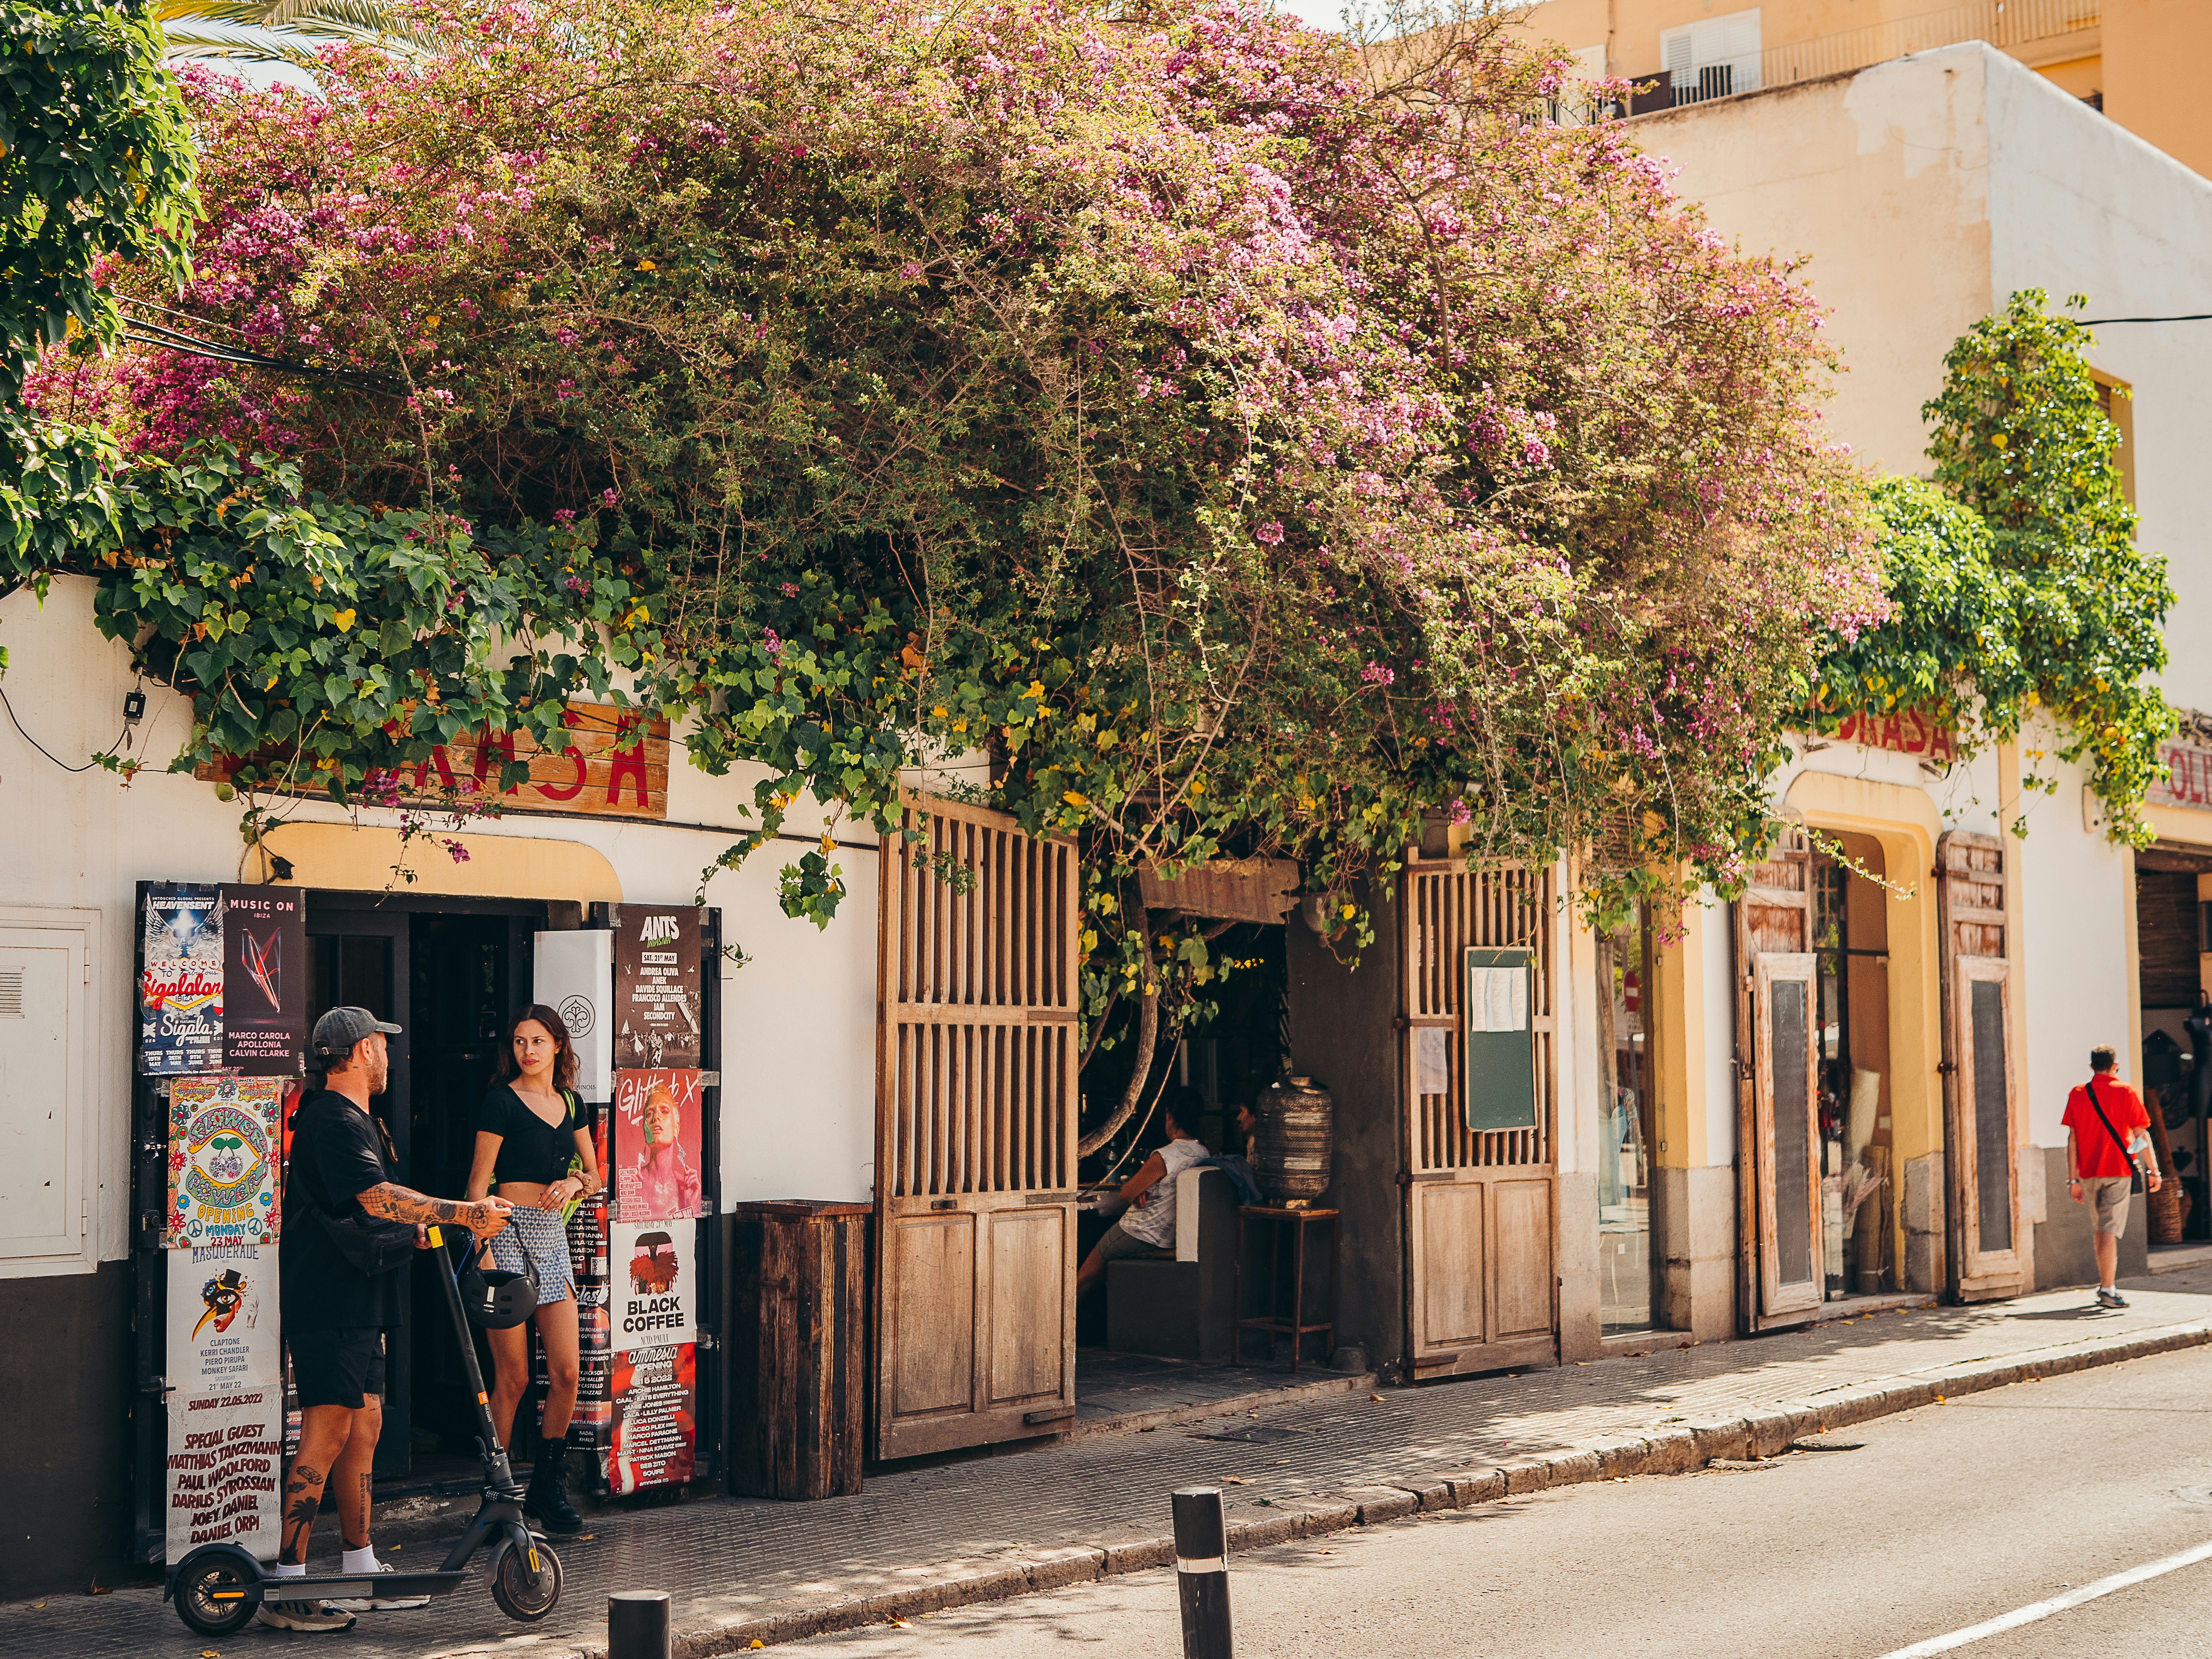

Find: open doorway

[1811,833,1896,1299]
[306,895,545,1487]
[2135,852,2209,1248]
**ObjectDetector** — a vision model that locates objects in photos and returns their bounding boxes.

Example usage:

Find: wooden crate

[729,1201,870,1500]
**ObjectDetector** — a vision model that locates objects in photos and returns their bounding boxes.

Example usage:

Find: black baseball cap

[312,1005,402,1060]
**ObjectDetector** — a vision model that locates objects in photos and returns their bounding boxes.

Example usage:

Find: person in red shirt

[2059,1045,2163,1308]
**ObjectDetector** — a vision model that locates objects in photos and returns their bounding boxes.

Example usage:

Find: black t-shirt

[475,1085,579,1186]
[281,1090,402,1332]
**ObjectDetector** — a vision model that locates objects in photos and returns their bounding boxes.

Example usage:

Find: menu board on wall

[165,1241,283,1559]
[140,883,224,1075]
[166,1077,286,1248]
[607,1343,696,1494]
[612,1068,705,1222]
[221,886,307,1075]
[614,907,701,1070]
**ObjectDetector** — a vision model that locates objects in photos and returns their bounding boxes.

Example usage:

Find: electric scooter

[165,1225,565,1635]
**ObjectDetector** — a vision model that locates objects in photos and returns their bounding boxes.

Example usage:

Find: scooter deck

[213,1569,472,1604]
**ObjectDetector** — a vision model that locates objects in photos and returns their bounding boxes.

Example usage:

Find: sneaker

[2097,1287,2128,1309]
[327,1562,431,1612]
[254,1597,358,1632]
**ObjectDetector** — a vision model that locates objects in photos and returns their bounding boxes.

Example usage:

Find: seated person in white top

[1077,1101,1211,1299]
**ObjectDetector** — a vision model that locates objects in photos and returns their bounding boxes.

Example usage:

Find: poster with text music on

[613,906,701,1071]
[606,1342,696,1493]
[140,882,224,1074]
[220,885,307,1075]
[611,1068,705,1222]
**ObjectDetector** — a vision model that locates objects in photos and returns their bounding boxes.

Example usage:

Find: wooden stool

[1233,1206,1339,1371]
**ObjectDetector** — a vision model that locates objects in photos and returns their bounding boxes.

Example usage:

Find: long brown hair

[495,1003,579,1094]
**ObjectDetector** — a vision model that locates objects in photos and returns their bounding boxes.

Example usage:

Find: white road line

[1876,1537,2212,1657]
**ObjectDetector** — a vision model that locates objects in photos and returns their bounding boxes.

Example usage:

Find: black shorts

[290,1327,388,1411]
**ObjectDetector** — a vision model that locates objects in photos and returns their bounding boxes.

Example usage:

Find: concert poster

[220,885,307,1075]
[611,1068,705,1222]
[166,1077,285,1248]
[612,907,701,1071]
[140,883,224,1074]
[605,1342,696,1494]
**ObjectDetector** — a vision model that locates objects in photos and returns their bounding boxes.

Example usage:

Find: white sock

[271,1561,306,1578]
[341,1545,380,1574]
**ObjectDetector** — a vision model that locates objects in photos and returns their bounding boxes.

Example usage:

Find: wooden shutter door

[1735,834,1824,1327]
[1401,862,1557,1379]
[875,794,1080,1458]
[1937,832,2024,1299]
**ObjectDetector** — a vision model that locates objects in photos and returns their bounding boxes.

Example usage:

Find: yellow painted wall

[2102,0,2212,179]
[1513,0,2207,183]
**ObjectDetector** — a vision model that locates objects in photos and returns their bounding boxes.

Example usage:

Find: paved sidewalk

[12,1267,2212,1659]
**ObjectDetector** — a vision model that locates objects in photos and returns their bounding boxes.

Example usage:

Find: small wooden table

[1234,1205,1339,1372]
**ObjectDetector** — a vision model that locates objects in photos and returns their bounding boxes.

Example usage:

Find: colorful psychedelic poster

[220,885,308,1075]
[140,882,224,1075]
[612,907,701,1071]
[608,1221,696,1353]
[167,1077,285,1248]
[166,1241,282,1392]
[166,1385,283,1560]
[605,1342,696,1494]
[611,1068,705,1222]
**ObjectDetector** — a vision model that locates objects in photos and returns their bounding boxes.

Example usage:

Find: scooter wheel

[492,1537,563,1621]
[174,1555,259,1636]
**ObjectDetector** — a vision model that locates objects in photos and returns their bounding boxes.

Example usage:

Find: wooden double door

[1400,862,1559,1377]
[873,795,1082,1458]
[1734,829,2023,1329]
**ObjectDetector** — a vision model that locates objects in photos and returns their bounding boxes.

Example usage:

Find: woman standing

[467,1005,600,1534]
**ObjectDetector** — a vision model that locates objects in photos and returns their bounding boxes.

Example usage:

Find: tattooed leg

[335,1395,383,1551]
[282,1406,358,1566]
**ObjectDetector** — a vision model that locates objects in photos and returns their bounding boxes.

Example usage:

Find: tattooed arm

[358,1183,513,1238]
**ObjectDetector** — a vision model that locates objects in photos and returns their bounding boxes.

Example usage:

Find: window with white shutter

[1661,8,1764,106]
[0,909,98,1275]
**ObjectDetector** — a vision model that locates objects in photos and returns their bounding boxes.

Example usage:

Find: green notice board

[1464,946,1537,1132]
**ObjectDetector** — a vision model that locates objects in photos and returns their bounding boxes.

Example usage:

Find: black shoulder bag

[2085,1078,2147,1196]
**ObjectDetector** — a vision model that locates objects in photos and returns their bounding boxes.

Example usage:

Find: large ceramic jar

[1255,1075,1334,1206]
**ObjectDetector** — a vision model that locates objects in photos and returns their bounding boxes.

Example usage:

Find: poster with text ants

[612,1068,705,1222]
[606,1342,696,1494]
[613,906,701,1071]
[220,885,307,1075]
[140,882,224,1074]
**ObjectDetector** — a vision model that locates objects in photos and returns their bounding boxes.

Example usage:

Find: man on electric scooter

[260,1007,515,1634]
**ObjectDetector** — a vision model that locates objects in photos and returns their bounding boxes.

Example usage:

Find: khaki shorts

[2078,1174,2133,1237]
[1089,1220,1170,1263]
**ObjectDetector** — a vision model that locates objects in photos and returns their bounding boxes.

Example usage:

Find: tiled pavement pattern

[12,1267,2212,1659]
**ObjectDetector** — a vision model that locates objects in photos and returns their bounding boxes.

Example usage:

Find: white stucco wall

[0,576,884,1272]
[1978,51,2212,717]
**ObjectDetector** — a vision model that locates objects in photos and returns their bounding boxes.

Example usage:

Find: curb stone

[627,1317,2212,1658]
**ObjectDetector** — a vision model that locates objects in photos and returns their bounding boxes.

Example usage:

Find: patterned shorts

[490,1205,577,1307]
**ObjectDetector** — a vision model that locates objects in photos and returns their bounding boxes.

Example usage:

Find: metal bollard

[608,1589,672,1659]
[1171,1486,1233,1659]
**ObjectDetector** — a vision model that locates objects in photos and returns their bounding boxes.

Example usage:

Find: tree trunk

[1077,922,1159,1158]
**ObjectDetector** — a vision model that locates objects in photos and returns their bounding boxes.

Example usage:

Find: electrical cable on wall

[0,684,130,774]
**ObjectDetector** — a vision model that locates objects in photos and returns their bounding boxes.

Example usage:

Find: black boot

[524,1430,583,1534]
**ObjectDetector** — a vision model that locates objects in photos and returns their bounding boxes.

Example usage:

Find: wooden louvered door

[874,794,1081,1458]
[1937,832,2024,1300]
[1401,862,1558,1379]
[1735,833,1824,1329]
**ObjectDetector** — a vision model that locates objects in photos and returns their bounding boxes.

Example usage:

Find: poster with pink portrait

[611,1068,704,1222]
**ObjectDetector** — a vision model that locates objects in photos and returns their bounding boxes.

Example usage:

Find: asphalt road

[798,1344,2212,1659]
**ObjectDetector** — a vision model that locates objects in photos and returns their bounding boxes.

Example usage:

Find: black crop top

[475,1085,580,1186]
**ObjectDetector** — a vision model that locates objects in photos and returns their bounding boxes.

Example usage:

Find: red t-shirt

[2062,1079,2149,1179]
